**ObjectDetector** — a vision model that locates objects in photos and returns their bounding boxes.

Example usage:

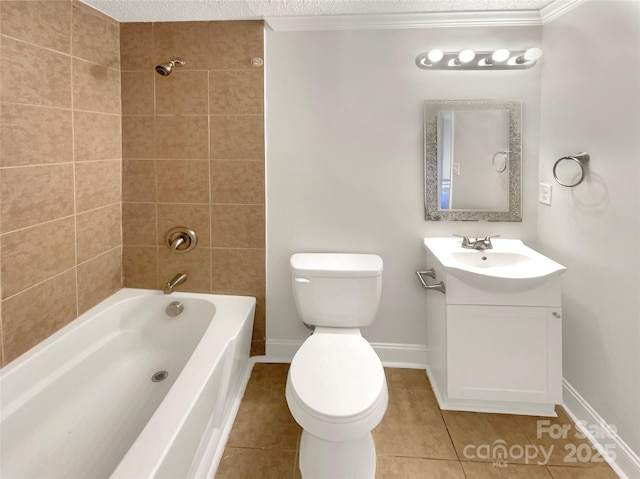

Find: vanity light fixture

[415,48,543,70]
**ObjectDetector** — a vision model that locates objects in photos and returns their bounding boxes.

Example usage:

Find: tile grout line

[69,6,80,320]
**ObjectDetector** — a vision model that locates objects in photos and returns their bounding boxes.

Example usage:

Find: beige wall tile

[1,104,73,167]
[253,294,265,341]
[73,59,121,114]
[77,247,122,314]
[211,204,264,249]
[1,37,71,108]
[0,1,71,54]
[72,4,119,69]
[1,164,74,233]
[155,70,208,115]
[210,115,264,160]
[156,160,209,203]
[1,269,77,364]
[123,245,157,289]
[122,116,155,158]
[210,160,264,205]
[1,217,76,298]
[123,159,156,202]
[210,70,264,115]
[74,111,121,161]
[153,22,210,71]
[75,159,121,212]
[122,202,156,246]
[121,71,154,115]
[120,22,154,71]
[211,248,264,295]
[157,247,210,293]
[209,21,264,70]
[157,203,210,247]
[76,204,121,263]
[155,116,208,159]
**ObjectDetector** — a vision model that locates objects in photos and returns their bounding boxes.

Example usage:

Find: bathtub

[0,288,256,479]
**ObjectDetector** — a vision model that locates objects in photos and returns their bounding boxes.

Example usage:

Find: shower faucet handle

[165,227,197,254]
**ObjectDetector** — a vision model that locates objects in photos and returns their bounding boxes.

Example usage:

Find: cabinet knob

[552,312,561,318]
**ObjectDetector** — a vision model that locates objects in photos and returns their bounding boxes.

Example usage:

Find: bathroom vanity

[421,237,566,417]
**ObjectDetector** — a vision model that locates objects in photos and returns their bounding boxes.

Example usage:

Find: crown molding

[266,10,544,32]
[540,0,589,24]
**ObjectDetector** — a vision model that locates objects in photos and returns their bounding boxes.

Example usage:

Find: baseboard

[265,339,427,368]
[562,379,640,479]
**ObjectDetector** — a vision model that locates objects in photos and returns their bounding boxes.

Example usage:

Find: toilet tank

[290,253,383,328]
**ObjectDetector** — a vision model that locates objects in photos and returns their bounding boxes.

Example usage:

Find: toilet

[286,253,388,479]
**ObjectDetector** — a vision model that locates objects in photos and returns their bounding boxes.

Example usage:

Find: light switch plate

[539,183,552,205]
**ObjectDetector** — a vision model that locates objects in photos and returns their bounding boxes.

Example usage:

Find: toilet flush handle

[294,277,310,283]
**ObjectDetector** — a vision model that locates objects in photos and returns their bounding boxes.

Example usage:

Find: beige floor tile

[546,463,620,479]
[442,411,534,465]
[246,363,291,391]
[216,447,296,478]
[513,407,607,467]
[462,461,553,478]
[384,367,434,393]
[226,364,300,451]
[375,387,457,460]
[376,456,465,478]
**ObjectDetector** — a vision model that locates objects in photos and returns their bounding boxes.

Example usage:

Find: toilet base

[298,430,376,479]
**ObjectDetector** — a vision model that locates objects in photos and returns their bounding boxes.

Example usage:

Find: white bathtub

[0,288,256,479]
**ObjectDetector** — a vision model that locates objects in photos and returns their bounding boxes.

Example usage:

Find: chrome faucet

[454,234,500,250]
[164,273,187,294]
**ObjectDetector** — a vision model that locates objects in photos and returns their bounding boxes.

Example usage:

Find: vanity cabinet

[424,244,563,417]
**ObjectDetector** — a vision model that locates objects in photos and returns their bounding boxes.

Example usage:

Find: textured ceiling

[81,0,556,23]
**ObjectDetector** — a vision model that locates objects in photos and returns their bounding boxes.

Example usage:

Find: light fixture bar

[415,49,542,70]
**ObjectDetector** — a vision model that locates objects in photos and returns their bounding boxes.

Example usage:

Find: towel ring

[553,152,590,187]
[492,151,508,173]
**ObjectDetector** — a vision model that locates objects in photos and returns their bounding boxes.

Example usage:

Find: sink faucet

[453,234,500,250]
[164,273,187,294]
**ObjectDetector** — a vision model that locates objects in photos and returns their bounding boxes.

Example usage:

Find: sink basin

[423,237,566,282]
[450,251,531,269]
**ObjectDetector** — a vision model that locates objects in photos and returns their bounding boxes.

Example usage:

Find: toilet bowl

[286,253,387,478]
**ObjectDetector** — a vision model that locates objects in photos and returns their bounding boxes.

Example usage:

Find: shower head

[155,59,185,76]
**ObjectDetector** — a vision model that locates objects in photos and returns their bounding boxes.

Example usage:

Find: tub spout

[164,273,187,294]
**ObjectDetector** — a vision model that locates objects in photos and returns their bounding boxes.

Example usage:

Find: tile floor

[216,363,619,478]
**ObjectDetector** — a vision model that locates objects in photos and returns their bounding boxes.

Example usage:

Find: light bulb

[491,49,510,62]
[458,49,475,64]
[427,49,444,63]
[524,47,543,61]
[515,47,543,64]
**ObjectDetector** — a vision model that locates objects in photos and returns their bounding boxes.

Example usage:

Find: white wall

[539,0,640,457]
[265,26,542,349]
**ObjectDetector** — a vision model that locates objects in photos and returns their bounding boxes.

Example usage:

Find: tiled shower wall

[0,1,122,366]
[119,21,266,355]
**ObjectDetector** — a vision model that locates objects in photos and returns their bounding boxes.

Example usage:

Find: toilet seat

[287,331,387,429]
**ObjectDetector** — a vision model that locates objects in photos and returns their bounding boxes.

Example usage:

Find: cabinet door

[447,306,562,404]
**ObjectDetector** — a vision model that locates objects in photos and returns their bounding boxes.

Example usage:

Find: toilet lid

[289,333,385,419]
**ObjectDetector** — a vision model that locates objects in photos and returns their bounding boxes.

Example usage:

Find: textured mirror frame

[424,99,522,222]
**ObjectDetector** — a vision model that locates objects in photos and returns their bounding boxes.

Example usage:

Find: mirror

[424,99,522,221]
